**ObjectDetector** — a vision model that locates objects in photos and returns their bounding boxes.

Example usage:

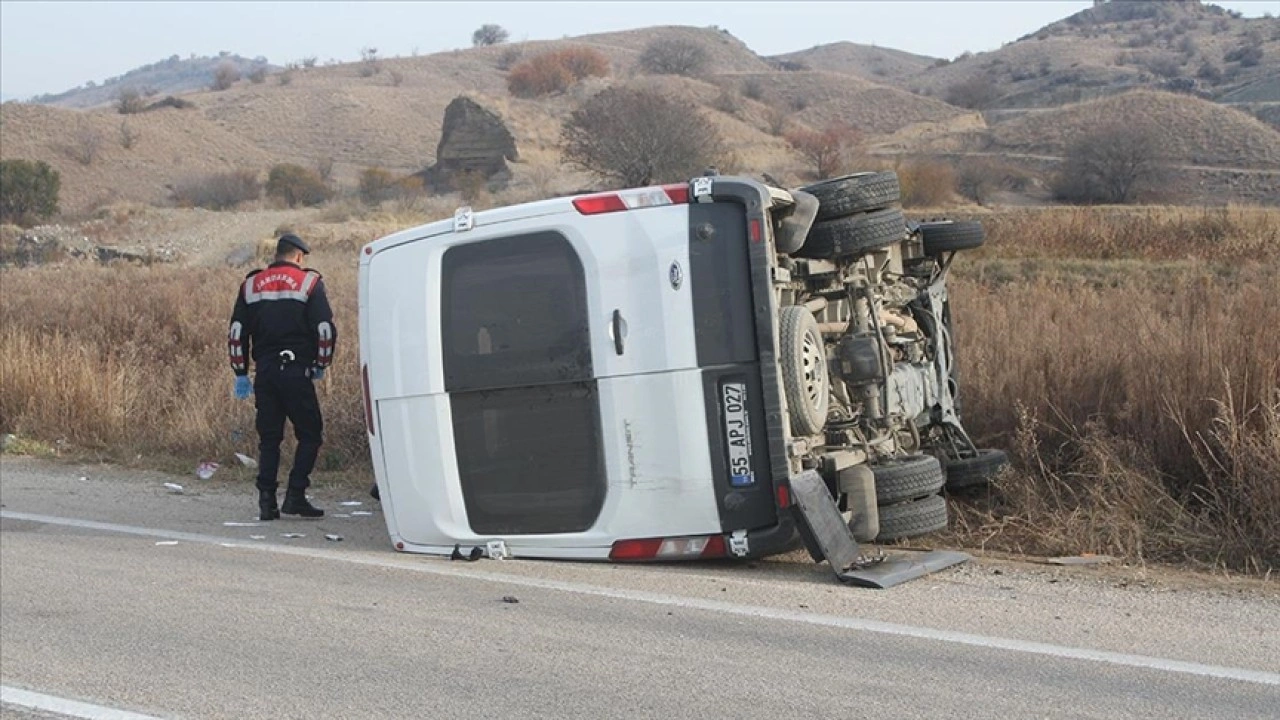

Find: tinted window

[442,232,592,391]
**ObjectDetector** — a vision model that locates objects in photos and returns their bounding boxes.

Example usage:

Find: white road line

[5,510,1280,688]
[1,685,165,720]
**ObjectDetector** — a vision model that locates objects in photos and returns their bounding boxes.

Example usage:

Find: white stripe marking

[1,685,165,719]
[4,510,1279,688]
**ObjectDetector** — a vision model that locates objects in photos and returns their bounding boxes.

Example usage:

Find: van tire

[797,208,906,259]
[872,454,945,505]
[920,220,985,255]
[801,171,901,221]
[875,494,949,542]
[780,306,829,437]
[944,448,1009,491]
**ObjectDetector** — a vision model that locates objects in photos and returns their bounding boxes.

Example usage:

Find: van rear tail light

[573,183,690,215]
[609,534,726,561]
[776,484,790,509]
[361,364,375,436]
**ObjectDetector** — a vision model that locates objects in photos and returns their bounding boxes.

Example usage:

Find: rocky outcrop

[419,96,519,193]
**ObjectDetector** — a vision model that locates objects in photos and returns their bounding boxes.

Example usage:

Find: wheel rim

[801,330,825,409]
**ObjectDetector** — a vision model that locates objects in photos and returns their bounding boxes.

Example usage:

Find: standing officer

[228,233,336,520]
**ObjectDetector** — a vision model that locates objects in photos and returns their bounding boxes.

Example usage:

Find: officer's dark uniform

[228,234,336,520]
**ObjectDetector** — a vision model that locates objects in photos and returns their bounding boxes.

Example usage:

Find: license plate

[721,382,755,487]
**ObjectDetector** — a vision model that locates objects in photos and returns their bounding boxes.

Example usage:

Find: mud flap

[789,469,969,589]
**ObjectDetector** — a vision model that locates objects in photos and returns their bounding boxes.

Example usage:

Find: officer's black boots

[259,489,280,521]
[281,489,324,518]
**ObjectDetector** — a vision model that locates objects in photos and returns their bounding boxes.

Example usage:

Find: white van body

[360,179,797,560]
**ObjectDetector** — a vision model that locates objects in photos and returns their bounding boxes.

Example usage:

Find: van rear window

[441,232,592,391]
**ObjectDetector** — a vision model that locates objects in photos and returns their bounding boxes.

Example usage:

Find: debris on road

[451,545,483,561]
[155,541,179,546]
[501,596,519,604]
[249,535,266,540]
[351,511,373,516]
[234,453,258,468]
[332,513,350,518]
[325,534,343,542]
[196,461,219,480]
[280,533,305,539]
[163,482,184,494]
[339,501,363,507]
[223,521,260,527]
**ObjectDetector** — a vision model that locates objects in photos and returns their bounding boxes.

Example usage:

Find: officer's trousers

[253,361,323,493]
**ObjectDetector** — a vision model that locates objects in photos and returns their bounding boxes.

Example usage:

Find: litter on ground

[163,482,184,494]
[234,453,258,468]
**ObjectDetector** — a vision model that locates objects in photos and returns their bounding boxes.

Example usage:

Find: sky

[2,1,1278,100]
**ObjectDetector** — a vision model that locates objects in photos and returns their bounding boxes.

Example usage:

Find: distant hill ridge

[31,53,277,109]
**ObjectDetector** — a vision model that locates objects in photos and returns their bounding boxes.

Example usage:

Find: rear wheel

[872,454,945,505]
[779,306,829,437]
[797,208,906,259]
[919,220,985,255]
[875,494,949,542]
[944,448,1009,491]
[802,171,901,221]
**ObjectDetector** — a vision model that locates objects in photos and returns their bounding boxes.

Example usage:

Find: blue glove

[311,367,325,381]
[233,376,252,400]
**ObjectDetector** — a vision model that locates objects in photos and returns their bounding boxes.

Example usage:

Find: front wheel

[779,306,830,437]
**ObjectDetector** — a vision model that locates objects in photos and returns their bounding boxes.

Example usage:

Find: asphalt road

[2,457,1278,719]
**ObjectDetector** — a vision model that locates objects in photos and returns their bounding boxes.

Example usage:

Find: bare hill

[32,54,277,109]
[986,90,1280,169]
[769,42,940,84]
[900,1,1280,112]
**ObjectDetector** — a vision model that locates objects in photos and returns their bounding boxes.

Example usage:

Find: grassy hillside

[769,41,939,84]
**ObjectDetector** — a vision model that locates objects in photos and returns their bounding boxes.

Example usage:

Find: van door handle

[611,309,626,355]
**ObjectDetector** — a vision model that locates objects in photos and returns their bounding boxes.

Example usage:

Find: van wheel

[875,494,949,542]
[872,454,945,505]
[801,171,901,221]
[945,448,1009,491]
[780,306,829,437]
[920,220,985,255]
[796,208,906,259]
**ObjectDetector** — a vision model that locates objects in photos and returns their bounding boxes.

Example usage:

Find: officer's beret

[277,233,311,254]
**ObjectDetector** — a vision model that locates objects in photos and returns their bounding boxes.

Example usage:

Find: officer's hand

[311,367,325,382]
[233,376,252,400]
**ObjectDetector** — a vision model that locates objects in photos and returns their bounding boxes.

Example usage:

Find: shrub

[472,24,509,47]
[561,87,726,187]
[1196,61,1224,83]
[68,121,104,166]
[115,86,146,114]
[785,123,861,180]
[358,167,400,205]
[389,69,404,87]
[1224,45,1263,67]
[301,56,318,69]
[638,37,710,77]
[1051,123,1167,204]
[713,88,742,116]
[741,77,765,101]
[118,120,140,150]
[764,106,790,136]
[496,46,524,70]
[211,62,239,91]
[265,164,331,207]
[944,74,1000,109]
[0,159,60,226]
[359,47,381,77]
[507,47,608,98]
[896,160,955,207]
[247,66,267,84]
[278,69,294,86]
[170,170,261,210]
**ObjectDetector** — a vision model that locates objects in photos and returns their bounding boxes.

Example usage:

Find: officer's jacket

[227,261,336,375]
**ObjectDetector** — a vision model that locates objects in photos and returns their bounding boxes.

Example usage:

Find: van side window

[441,231,592,391]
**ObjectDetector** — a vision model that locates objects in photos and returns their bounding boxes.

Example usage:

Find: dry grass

[939,206,1280,573]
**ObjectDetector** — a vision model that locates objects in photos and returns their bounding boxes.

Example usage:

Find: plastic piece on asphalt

[332,513,350,518]
[350,511,373,516]
[280,533,305,538]
[486,540,509,560]
[223,521,260,527]
[196,461,219,480]
[324,534,343,542]
[155,541,179,546]
[1047,555,1115,566]
[249,535,266,540]
[163,483,184,494]
[339,501,363,507]
[234,453,258,468]
[219,543,237,548]
[451,544,484,562]
[78,476,88,482]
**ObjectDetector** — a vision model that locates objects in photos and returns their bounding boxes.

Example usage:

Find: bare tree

[561,87,726,187]
[115,86,146,114]
[785,123,862,180]
[211,62,240,91]
[119,120,141,150]
[472,24,510,46]
[944,74,1000,109]
[638,37,710,77]
[68,121,104,165]
[1052,123,1167,204]
[359,47,381,77]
